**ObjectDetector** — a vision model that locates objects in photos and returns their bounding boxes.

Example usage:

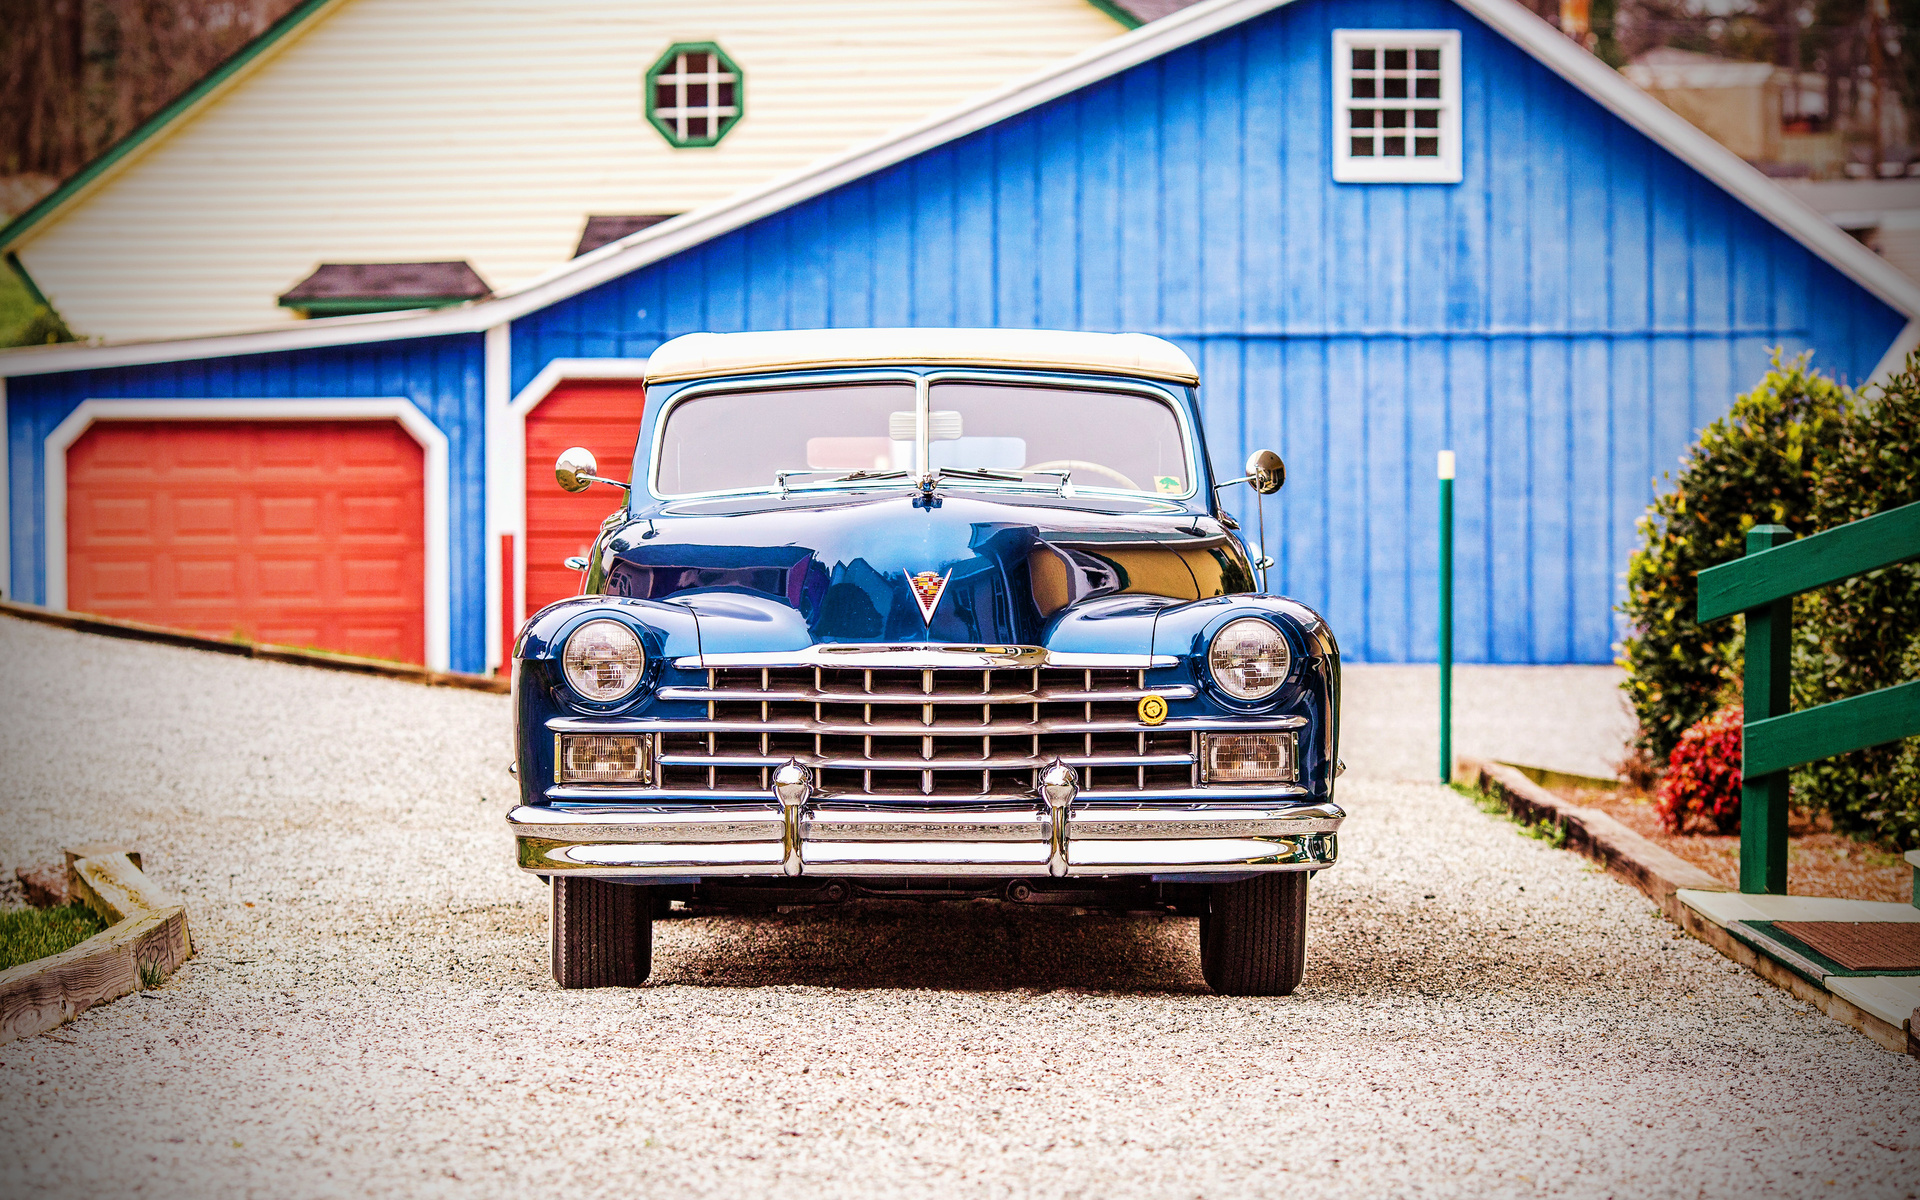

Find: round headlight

[562,619,646,702]
[1208,617,1290,701]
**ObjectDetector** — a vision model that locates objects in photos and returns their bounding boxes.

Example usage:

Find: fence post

[1741,524,1794,895]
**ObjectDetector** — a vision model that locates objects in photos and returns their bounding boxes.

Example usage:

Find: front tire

[551,877,653,988]
[1200,872,1307,996]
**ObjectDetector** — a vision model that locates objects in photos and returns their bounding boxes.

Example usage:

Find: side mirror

[554,446,631,494]
[1246,449,1285,495]
[555,447,597,493]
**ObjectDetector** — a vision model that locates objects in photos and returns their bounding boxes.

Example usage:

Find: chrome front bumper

[509,787,1343,879]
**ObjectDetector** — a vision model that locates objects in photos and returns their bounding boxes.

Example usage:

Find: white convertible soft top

[644,328,1200,385]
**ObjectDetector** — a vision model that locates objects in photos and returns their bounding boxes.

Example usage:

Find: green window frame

[645,42,743,148]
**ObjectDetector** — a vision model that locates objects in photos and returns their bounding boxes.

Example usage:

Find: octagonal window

[646,43,742,148]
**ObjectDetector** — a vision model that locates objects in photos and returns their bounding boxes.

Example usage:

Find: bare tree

[1,0,300,180]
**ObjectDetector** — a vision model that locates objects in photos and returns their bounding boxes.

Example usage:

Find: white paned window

[647,44,742,147]
[1332,30,1462,184]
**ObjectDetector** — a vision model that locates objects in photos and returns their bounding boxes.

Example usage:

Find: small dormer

[278,261,490,317]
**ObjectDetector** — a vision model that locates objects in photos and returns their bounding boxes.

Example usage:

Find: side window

[646,43,743,148]
[1332,30,1462,184]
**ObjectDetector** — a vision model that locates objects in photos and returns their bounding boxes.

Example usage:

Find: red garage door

[524,380,645,618]
[66,420,426,664]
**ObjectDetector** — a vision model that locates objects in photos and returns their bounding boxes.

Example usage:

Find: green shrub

[1618,350,1920,848]
[1617,352,1849,770]
[1792,354,1920,845]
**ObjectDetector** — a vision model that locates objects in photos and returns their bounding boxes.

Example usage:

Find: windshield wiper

[933,466,1073,495]
[774,467,911,495]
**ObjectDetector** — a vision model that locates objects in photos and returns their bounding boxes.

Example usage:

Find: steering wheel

[1026,459,1141,491]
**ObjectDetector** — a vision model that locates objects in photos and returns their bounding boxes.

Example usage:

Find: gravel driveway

[0,617,1913,1199]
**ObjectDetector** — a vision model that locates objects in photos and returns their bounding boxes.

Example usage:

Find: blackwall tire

[550,877,653,988]
[1200,872,1307,996]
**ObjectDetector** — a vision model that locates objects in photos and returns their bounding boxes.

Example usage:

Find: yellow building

[2,0,1142,342]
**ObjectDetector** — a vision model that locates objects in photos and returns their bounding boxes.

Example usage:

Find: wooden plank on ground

[0,850,192,1045]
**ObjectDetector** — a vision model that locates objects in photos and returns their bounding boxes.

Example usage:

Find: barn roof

[5,0,1916,378]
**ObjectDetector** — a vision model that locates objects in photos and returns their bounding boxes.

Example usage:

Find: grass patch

[0,904,107,972]
[0,259,74,347]
[1450,781,1571,849]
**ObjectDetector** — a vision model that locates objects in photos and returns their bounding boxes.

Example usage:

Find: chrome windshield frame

[645,370,924,502]
[642,367,1201,504]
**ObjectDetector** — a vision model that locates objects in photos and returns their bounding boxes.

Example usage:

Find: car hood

[599,490,1256,651]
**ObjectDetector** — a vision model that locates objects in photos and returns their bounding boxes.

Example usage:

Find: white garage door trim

[45,397,451,671]
[494,357,649,654]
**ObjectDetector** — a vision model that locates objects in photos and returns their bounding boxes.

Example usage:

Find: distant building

[0,0,1142,344]
[1780,180,1920,286]
[4,0,1915,672]
[1622,46,1906,180]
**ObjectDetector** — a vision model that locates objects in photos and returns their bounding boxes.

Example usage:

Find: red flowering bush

[1655,707,1745,834]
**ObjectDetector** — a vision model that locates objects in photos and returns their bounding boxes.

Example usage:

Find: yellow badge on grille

[1138,694,1168,725]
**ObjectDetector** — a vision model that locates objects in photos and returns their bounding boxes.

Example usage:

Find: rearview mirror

[1246,449,1285,495]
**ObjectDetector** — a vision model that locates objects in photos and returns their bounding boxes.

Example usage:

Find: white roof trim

[5,0,1915,379]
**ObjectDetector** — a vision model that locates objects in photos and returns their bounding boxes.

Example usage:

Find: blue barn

[4,0,1915,673]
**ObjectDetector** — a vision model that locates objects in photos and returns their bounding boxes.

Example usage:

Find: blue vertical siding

[512,0,1905,662]
[9,0,1903,668]
[6,334,489,672]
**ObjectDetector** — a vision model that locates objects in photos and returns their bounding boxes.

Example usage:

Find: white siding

[17,0,1127,342]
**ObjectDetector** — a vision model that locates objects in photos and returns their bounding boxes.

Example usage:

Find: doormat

[1774,921,1920,973]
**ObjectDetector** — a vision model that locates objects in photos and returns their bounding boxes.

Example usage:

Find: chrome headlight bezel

[561,618,648,703]
[1206,616,1292,702]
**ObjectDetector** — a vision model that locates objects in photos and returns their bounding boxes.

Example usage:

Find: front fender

[1150,595,1341,800]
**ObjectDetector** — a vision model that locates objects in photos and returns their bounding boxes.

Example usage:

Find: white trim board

[1,376,9,601]
[3,0,1917,381]
[484,323,510,672]
[1868,319,1920,387]
[43,398,452,671]
[502,359,652,639]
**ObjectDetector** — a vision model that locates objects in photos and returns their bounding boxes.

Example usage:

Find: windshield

[925,382,1190,496]
[653,378,1192,498]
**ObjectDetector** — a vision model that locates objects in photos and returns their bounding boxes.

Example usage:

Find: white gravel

[1342,663,1637,783]
[0,616,1913,1200]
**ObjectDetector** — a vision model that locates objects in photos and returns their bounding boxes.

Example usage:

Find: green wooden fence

[1696,499,1920,894]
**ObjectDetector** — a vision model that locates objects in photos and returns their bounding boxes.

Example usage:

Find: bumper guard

[511,759,1341,879]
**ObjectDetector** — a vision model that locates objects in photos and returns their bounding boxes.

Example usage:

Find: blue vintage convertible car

[508,328,1343,995]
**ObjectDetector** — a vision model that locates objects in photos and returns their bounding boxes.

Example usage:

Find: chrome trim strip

[530,844,787,875]
[656,684,1200,705]
[803,801,1049,843]
[670,645,1176,670]
[1067,800,1344,839]
[550,715,1306,735]
[508,803,783,843]
[1064,834,1335,874]
[656,752,1194,771]
[541,783,1315,804]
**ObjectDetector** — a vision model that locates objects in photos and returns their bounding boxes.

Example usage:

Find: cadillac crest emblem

[908,570,951,625]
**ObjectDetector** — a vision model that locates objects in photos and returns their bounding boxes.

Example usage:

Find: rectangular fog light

[557,733,651,785]
[1201,732,1296,784]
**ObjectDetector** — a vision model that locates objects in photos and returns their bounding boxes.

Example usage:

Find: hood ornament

[908,570,952,625]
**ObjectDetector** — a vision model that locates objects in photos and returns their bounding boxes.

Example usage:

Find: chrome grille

[655,666,1197,797]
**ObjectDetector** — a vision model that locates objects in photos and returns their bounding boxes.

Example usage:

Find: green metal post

[1740,525,1793,894]
[1439,450,1455,783]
